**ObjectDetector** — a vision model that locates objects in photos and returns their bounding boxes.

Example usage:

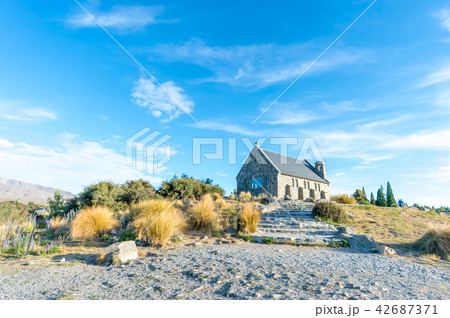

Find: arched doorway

[285,184,291,197]
[298,187,304,200]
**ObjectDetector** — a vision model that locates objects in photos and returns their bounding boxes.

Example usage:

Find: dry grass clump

[189,194,218,230]
[212,193,222,201]
[48,216,69,235]
[413,227,450,260]
[239,191,252,202]
[131,199,186,245]
[239,203,260,234]
[331,194,357,205]
[216,199,227,210]
[419,253,441,262]
[313,202,349,224]
[228,193,236,200]
[70,206,119,240]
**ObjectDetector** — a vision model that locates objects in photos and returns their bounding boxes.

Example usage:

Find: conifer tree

[370,192,376,205]
[376,187,387,207]
[386,181,397,207]
[362,187,367,200]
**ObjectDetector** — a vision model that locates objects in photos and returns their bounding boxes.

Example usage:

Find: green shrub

[262,237,274,244]
[158,175,225,199]
[331,194,356,205]
[329,240,349,248]
[312,202,349,223]
[238,233,253,242]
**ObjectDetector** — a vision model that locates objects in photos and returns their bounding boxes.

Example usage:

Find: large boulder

[336,226,357,235]
[342,234,378,250]
[103,241,138,264]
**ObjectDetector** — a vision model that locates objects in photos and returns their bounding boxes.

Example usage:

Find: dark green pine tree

[386,181,397,207]
[376,187,387,207]
[362,187,367,200]
[370,192,376,205]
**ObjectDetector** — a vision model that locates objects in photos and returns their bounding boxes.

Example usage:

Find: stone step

[251,233,339,245]
[258,223,335,230]
[256,228,338,235]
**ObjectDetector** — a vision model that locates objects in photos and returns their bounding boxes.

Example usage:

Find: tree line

[353,181,398,207]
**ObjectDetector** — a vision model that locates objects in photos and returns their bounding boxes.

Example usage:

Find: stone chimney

[315,161,326,180]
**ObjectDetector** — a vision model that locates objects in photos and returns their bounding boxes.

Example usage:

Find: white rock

[104,241,138,263]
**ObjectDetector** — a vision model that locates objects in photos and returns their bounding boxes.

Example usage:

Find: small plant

[238,233,253,242]
[189,194,218,230]
[262,237,274,244]
[119,231,137,242]
[413,227,449,260]
[215,199,227,210]
[238,203,260,234]
[212,231,224,238]
[131,199,187,245]
[70,206,119,240]
[329,240,349,248]
[312,202,349,224]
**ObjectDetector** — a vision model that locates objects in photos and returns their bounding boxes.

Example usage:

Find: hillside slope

[0,177,74,204]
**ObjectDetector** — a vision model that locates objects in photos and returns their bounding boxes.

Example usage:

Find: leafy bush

[120,179,155,204]
[352,189,370,205]
[413,227,450,259]
[331,194,357,205]
[312,202,349,223]
[158,175,225,199]
[189,194,218,230]
[238,203,260,233]
[131,199,187,245]
[78,182,127,212]
[70,206,119,240]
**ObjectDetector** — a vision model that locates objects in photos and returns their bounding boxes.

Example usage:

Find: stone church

[236,144,330,200]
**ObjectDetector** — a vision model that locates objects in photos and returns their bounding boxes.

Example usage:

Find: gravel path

[0,243,448,300]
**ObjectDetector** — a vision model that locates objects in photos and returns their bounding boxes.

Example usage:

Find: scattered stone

[345,211,357,218]
[336,226,357,235]
[224,226,237,235]
[272,293,283,299]
[201,236,209,240]
[103,241,138,264]
[375,245,397,256]
[345,234,378,250]
[60,258,66,263]
[194,242,202,247]
[192,285,204,293]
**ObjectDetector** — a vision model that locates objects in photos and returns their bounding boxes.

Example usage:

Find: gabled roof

[259,147,328,183]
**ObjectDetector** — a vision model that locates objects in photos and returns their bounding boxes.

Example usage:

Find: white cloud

[0,101,57,121]
[434,9,450,32]
[0,136,164,194]
[131,78,194,122]
[381,128,450,151]
[68,5,166,31]
[146,39,372,87]
[0,138,14,148]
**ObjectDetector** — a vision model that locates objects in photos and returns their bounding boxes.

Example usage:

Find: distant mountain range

[0,177,74,205]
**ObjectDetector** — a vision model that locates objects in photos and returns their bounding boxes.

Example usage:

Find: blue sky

[1,0,450,206]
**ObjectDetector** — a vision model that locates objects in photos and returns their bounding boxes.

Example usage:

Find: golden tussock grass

[331,194,357,205]
[413,226,450,260]
[239,203,260,234]
[131,199,186,245]
[70,206,119,240]
[228,193,236,200]
[212,193,222,201]
[239,191,252,202]
[189,194,217,230]
[216,199,227,210]
[48,216,69,234]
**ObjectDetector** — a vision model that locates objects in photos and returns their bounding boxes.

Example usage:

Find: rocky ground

[0,243,448,300]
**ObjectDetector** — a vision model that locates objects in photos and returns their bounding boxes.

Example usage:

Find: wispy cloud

[434,8,450,32]
[381,128,450,151]
[195,121,263,136]
[0,135,164,193]
[68,5,168,31]
[0,101,57,121]
[261,108,317,125]
[420,63,450,87]
[131,78,194,122]
[146,39,372,88]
